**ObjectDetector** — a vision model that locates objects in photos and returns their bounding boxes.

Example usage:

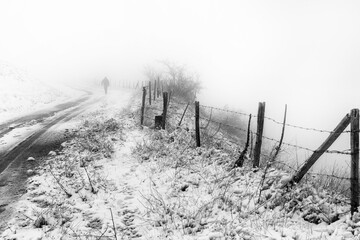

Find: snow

[1,88,359,240]
[0,62,84,124]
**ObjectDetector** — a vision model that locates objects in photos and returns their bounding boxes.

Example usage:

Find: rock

[27,157,35,161]
[27,169,34,175]
[180,184,189,192]
[34,216,47,228]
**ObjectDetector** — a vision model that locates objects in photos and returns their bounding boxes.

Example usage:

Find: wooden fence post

[290,113,351,184]
[162,92,168,129]
[149,81,152,105]
[154,80,157,101]
[253,102,265,168]
[234,114,252,168]
[195,101,201,147]
[178,103,189,127]
[351,108,359,215]
[141,87,146,125]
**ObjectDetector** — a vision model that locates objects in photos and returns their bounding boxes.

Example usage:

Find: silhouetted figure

[101,77,110,94]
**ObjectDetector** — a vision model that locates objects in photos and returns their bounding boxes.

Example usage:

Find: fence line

[137,85,359,214]
[144,104,352,155]
[198,103,357,134]
[198,115,351,155]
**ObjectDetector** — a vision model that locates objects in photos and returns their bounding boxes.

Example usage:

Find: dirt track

[0,90,102,228]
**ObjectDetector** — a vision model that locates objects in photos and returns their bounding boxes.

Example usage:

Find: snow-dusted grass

[133,126,355,239]
[2,89,360,240]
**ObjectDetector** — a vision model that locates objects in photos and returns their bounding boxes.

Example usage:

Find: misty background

[1,0,360,170]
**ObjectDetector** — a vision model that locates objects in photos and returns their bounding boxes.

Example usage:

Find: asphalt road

[0,89,102,229]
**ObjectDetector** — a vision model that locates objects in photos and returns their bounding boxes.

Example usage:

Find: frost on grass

[133,119,355,239]
[2,91,360,240]
[1,101,130,239]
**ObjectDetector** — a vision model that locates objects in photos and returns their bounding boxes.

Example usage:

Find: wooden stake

[195,101,201,147]
[258,105,287,202]
[157,77,161,97]
[351,108,359,215]
[291,113,351,184]
[141,87,146,125]
[234,114,252,168]
[162,92,168,129]
[271,104,287,162]
[154,80,157,101]
[178,102,189,127]
[253,102,265,168]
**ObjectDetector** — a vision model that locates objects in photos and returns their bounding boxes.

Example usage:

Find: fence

[115,79,359,215]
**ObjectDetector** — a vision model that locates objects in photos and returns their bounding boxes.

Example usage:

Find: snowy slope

[0,62,83,123]
[1,89,359,240]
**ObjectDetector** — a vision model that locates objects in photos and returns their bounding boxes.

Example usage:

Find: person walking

[101,77,110,94]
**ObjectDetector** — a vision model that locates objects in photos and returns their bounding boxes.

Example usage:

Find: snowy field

[0,62,84,124]
[1,88,360,240]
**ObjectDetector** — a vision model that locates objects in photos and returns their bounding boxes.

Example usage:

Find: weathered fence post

[162,92,168,129]
[153,80,157,101]
[253,102,265,168]
[155,116,162,129]
[351,108,359,215]
[178,103,189,127]
[195,101,201,147]
[141,87,146,125]
[234,114,252,168]
[290,113,351,184]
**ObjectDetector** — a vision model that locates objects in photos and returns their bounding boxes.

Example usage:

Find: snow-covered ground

[1,88,359,240]
[0,62,85,124]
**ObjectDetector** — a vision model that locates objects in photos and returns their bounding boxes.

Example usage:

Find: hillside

[0,62,82,123]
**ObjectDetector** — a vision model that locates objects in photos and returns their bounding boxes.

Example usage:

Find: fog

[1,0,360,170]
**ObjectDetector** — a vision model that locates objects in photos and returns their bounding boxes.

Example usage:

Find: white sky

[1,0,360,145]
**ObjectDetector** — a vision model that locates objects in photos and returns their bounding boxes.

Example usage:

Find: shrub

[144,61,201,102]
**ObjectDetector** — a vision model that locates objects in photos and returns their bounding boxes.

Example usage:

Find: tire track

[0,93,102,229]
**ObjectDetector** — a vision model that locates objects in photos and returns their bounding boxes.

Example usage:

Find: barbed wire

[261,115,353,134]
[145,106,163,112]
[199,116,351,155]
[198,103,354,134]
[140,93,353,155]
[200,104,249,117]
[306,172,350,180]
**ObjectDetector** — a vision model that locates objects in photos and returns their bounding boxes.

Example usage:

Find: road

[0,88,103,228]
